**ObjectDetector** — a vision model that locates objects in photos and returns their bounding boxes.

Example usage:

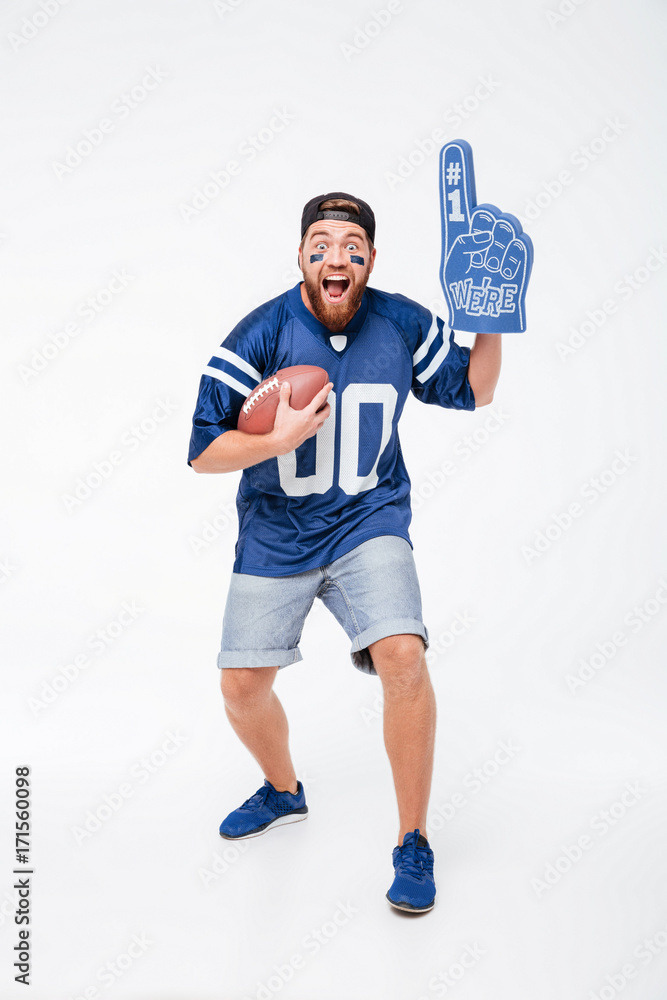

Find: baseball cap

[300,191,375,244]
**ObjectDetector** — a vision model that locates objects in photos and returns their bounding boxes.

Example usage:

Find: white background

[2,1,667,998]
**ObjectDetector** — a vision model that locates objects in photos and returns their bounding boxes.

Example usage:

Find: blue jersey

[188,282,475,575]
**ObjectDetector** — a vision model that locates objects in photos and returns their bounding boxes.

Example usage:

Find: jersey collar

[287,282,369,340]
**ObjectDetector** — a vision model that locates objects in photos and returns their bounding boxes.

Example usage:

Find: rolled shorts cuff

[217,647,303,670]
[350,618,429,675]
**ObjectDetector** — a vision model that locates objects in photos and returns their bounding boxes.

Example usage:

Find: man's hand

[190,380,334,474]
[439,140,533,333]
[269,380,333,455]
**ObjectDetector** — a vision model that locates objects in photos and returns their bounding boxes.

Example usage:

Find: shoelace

[396,836,433,881]
[241,785,272,810]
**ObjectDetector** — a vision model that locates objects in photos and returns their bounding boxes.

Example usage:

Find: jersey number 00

[277,383,398,498]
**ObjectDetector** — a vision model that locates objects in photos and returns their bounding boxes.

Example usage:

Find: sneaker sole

[219,808,308,841]
[386,893,435,913]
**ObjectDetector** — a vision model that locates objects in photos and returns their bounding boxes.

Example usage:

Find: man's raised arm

[467,332,502,408]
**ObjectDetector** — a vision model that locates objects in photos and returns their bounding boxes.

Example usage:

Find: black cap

[301,191,375,244]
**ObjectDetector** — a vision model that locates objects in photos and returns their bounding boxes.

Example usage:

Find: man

[188,192,501,912]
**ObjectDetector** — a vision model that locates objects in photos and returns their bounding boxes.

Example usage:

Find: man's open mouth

[322,274,351,304]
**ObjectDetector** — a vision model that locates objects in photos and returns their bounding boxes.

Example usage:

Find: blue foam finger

[440,140,476,270]
[466,207,495,268]
[501,239,525,281]
[454,231,493,272]
[485,219,516,273]
[470,206,495,234]
[438,141,534,334]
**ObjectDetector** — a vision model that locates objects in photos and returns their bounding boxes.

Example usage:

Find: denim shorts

[218,534,429,676]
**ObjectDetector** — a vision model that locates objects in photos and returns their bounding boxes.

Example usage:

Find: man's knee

[220,666,277,708]
[368,633,428,692]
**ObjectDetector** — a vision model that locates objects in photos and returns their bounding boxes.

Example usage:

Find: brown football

[237,365,330,435]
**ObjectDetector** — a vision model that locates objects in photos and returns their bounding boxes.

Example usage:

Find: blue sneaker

[386,829,436,912]
[219,779,308,840]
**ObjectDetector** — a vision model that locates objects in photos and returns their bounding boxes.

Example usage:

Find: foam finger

[440,140,477,262]
[485,216,516,273]
[500,239,526,281]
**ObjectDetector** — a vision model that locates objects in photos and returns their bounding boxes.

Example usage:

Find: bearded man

[188,192,500,912]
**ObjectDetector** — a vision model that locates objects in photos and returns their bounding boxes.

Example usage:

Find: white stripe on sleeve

[212,348,261,383]
[412,314,440,366]
[415,341,449,384]
[203,366,253,397]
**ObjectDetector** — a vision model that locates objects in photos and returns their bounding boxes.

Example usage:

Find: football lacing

[243,376,279,415]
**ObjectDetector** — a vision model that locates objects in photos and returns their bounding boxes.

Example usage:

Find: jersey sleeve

[187,309,274,466]
[411,311,475,410]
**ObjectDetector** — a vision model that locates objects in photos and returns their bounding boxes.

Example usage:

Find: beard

[301,267,370,332]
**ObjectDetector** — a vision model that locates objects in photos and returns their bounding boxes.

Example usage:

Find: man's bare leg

[368,633,436,844]
[220,666,298,794]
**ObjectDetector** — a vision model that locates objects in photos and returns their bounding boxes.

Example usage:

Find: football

[237,365,330,435]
